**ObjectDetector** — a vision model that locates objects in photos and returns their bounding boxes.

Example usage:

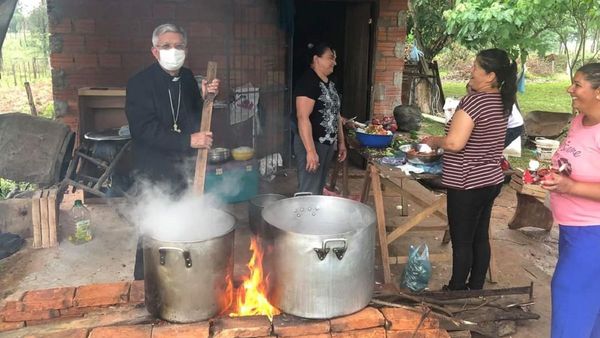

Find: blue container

[205,160,259,203]
[355,131,393,148]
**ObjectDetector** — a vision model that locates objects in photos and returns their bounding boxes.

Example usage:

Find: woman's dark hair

[476,48,518,117]
[577,63,600,89]
[306,42,335,66]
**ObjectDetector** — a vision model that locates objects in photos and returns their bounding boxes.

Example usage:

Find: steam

[128,179,237,243]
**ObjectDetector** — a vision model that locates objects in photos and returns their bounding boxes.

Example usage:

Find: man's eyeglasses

[155,44,186,51]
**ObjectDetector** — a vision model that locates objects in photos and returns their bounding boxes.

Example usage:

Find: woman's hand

[306,150,320,173]
[421,136,438,148]
[190,131,213,148]
[540,173,574,194]
[337,143,347,162]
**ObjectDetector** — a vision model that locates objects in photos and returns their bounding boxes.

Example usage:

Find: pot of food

[208,147,231,164]
[399,143,443,164]
[143,208,235,323]
[262,194,376,319]
[248,193,287,237]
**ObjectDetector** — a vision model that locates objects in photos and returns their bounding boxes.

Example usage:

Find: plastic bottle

[68,200,92,244]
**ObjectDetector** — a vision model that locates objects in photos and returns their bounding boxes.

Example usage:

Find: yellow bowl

[232,147,254,161]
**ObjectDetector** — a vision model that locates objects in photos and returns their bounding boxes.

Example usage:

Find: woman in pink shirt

[542,63,600,338]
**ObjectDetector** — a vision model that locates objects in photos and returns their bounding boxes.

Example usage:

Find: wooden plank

[39,190,50,248]
[193,61,218,194]
[370,165,392,284]
[389,253,449,265]
[386,195,447,244]
[31,190,42,248]
[77,87,126,96]
[47,188,59,247]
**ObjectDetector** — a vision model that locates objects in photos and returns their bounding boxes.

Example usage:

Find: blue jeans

[552,225,600,338]
[293,132,336,195]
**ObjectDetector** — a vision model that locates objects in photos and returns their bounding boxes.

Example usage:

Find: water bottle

[68,200,92,244]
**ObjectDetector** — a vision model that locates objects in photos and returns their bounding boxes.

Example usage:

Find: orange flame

[229,236,280,320]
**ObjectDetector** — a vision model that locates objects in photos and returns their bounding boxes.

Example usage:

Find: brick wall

[373,0,409,120]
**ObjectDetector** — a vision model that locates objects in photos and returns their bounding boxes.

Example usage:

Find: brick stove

[0,281,450,337]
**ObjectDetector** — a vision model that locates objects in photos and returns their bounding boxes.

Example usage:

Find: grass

[442,78,573,115]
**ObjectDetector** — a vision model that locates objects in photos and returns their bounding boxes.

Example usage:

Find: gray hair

[152,23,187,47]
[577,63,600,89]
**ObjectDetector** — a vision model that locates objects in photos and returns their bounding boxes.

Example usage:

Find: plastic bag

[400,244,432,292]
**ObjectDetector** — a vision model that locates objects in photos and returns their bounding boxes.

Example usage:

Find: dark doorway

[292,0,374,123]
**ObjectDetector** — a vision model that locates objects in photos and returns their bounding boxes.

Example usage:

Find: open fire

[229,236,280,320]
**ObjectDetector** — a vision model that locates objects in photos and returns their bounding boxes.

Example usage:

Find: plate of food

[398,143,443,164]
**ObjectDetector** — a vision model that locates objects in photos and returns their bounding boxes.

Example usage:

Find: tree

[408,0,455,62]
[443,0,558,64]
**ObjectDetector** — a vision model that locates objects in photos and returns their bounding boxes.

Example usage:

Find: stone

[73,282,130,308]
[22,287,76,311]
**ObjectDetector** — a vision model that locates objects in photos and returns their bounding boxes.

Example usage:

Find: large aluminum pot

[143,209,235,323]
[248,193,286,236]
[262,195,376,319]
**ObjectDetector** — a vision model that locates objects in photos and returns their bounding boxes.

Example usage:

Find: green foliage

[444,0,559,63]
[0,178,32,199]
[408,0,455,61]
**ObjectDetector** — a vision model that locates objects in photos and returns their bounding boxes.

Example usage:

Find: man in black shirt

[125,23,219,280]
[126,23,219,195]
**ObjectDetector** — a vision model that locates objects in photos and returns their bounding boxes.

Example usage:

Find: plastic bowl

[355,131,393,148]
[232,146,255,161]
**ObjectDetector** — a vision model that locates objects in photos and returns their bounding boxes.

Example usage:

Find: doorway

[292,0,374,123]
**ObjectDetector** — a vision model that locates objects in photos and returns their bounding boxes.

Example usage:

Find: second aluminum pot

[143,209,235,323]
[262,195,376,319]
[248,193,286,236]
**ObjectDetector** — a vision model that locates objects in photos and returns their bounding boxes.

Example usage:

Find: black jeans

[446,183,502,290]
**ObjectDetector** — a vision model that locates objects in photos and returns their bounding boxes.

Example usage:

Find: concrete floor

[0,166,557,337]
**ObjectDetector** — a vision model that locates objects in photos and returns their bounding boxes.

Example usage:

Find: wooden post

[48,188,59,247]
[40,190,50,248]
[31,190,43,248]
[25,82,38,116]
[193,61,218,194]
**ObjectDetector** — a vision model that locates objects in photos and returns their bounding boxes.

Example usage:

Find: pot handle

[159,247,192,268]
[314,238,347,261]
[294,192,313,197]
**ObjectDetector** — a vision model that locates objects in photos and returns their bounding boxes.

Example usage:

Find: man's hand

[201,79,220,99]
[306,150,320,173]
[190,131,213,148]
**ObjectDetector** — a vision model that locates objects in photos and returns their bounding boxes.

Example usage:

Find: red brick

[59,305,109,317]
[23,328,89,338]
[331,327,386,337]
[273,313,330,336]
[129,280,145,304]
[89,324,152,338]
[152,3,176,18]
[74,282,130,308]
[2,307,59,322]
[380,308,439,331]
[0,320,24,332]
[74,53,99,68]
[280,334,331,338]
[21,287,76,311]
[74,19,95,34]
[60,35,85,52]
[51,19,73,33]
[151,322,210,338]
[50,54,75,69]
[330,307,385,332]
[99,54,122,68]
[212,315,272,338]
[387,329,451,338]
[85,36,109,52]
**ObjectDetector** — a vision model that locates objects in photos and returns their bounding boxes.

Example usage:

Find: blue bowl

[355,131,393,148]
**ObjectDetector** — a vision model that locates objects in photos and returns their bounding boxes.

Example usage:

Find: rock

[496,320,517,337]
[393,105,422,132]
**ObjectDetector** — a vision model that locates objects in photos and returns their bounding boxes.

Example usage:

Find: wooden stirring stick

[193,61,218,194]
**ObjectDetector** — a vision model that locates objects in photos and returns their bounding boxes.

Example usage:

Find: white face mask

[158,48,186,71]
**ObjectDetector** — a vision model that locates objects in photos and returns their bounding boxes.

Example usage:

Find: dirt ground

[0,167,557,337]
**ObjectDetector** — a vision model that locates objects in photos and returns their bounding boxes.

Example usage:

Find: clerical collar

[172,76,180,82]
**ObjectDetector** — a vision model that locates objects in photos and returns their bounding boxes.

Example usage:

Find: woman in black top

[292,42,347,195]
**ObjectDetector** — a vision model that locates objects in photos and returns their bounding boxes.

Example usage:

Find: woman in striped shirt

[423,49,517,290]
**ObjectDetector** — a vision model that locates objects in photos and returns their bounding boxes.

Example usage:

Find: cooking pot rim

[262,195,376,236]
[144,209,237,242]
